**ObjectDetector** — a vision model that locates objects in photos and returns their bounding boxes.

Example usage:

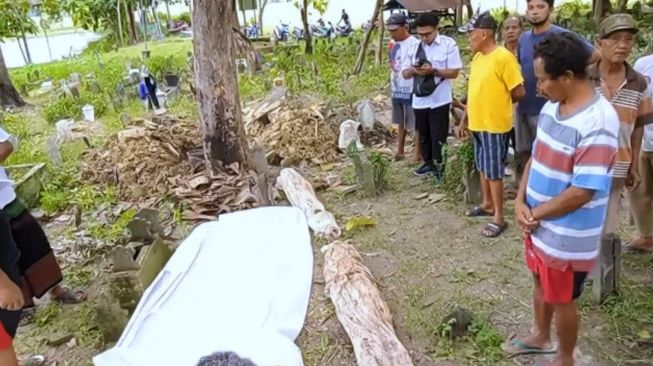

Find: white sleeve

[446,40,463,70]
[0,127,11,143]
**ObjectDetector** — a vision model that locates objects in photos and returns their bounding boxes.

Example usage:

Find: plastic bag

[357,100,375,131]
[338,120,363,151]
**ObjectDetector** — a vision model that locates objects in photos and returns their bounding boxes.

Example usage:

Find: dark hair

[197,352,257,366]
[527,0,554,7]
[533,32,590,79]
[414,13,439,27]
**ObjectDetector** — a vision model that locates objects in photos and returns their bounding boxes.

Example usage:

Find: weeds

[442,140,475,197]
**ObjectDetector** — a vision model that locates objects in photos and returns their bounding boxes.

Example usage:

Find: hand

[0,281,24,311]
[626,165,641,190]
[414,64,433,76]
[454,125,468,140]
[516,200,539,234]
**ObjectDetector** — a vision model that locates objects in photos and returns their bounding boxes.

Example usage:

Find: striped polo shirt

[589,62,653,178]
[526,95,619,271]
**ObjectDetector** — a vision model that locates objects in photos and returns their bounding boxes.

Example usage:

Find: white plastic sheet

[94,207,313,366]
[338,120,364,151]
[276,168,341,238]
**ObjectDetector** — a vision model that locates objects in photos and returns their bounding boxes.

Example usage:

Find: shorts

[0,212,22,351]
[524,236,588,304]
[515,113,538,154]
[392,100,415,131]
[472,131,509,180]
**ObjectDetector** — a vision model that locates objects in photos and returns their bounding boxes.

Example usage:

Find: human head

[527,0,554,27]
[502,15,523,43]
[196,352,257,366]
[386,13,410,41]
[414,13,439,44]
[533,32,591,103]
[459,11,497,54]
[597,13,638,64]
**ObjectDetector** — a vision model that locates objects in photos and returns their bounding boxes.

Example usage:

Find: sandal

[51,288,87,304]
[482,222,508,238]
[465,205,494,217]
[502,339,557,357]
[625,237,653,253]
[24,355,46,366]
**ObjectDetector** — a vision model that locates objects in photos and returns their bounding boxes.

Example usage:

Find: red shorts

[0,323,12,350]
[524,236,588,304]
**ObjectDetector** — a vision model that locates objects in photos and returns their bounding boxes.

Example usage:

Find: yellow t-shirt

[467,46,524,133]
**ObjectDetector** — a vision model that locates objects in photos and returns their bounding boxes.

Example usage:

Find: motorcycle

[334,24,353,37]
[245,24,260,39]
[273,21,290,42]
[292,25,305,40]
[311,19,333,39]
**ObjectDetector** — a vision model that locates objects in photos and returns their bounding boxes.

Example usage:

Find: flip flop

[502,339,557,357]
[482,222,508,238]
[24,355,46,366]
[51,288,87,304]
[465,205,494,217]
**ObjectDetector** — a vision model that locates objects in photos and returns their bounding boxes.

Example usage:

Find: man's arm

[531,186,594,220]
[511,85,526,103]
[0,141,13,163]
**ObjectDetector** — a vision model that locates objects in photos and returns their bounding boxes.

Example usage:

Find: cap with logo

[599,13,638,39]
[458,11,497,33]
[386,13,408,31]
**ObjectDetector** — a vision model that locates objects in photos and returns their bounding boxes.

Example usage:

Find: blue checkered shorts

[472,131,510,180]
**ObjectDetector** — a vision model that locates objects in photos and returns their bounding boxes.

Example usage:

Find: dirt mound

[81,116,260,220]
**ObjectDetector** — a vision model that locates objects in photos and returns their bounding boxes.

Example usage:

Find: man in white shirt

[628,54,653,252]
[387,13,420,161]
[402,13,463,179]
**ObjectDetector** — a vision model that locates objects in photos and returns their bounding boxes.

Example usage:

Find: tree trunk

[192,0,249,165]
[127,2,139,43]
[239,0,247,26]
[117,1,124,46]
[616,0,628,12]
[16,37,28,65]
[353,0,383,75]
[374,9,384,66]
[258,0,268,33]
[465,0,473,20]
[165,0,172,28]
[0,49,25,107]
[20,30,32,65]
[42,25,53,62]
[593,0,611,26]
[455,3,463,27]
[301,0,313,54]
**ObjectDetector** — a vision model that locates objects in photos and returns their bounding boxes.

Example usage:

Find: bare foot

[502,333,556,356]
[626,236,653,253]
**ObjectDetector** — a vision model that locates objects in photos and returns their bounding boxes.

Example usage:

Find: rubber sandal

[52,288,87,304]
[25,355,46,366]
[482,222,508,238]
[465,205,494,217]
[502,339,557,357]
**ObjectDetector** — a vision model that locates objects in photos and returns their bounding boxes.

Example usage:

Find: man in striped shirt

[588,14,653,242]
[505,33,619,366]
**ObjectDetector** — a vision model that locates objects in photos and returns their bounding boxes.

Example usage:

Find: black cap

[386,13,408,31]
[458,11,497,33]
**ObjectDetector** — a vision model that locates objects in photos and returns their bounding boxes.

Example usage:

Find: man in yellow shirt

[457,12,525,237]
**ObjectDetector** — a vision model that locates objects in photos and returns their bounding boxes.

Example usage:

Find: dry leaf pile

[81,116,260,220]
[247,101,341,166]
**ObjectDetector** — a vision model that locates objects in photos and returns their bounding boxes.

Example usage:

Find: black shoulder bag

[413,43,443,97]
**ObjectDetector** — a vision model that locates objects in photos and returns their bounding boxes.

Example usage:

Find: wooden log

[322,241,414,366]
[592,233,622,303]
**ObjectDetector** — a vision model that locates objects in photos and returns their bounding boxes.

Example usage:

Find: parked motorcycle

[311,19,333,39]
[245,24,260,39]
[273,21,290,42]
[292,25,305,40]
[334,24,353,37]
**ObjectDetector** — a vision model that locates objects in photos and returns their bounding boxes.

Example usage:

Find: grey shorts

[392,100,415,131]
[514,113,539,154]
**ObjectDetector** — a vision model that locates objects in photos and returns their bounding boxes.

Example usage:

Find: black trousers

[414,103,450,170]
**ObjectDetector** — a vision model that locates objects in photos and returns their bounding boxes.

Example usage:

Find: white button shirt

[404,34,463,110]
[0,127,16,209]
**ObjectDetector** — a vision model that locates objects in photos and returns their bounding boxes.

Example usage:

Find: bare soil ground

[298,160,653,366]
[12,158,653,366]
